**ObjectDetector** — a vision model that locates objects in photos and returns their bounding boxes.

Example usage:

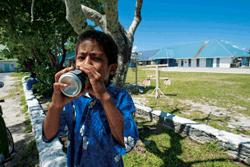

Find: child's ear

[109,64,117,75]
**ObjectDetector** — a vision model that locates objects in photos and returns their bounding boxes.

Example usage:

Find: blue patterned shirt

[42,82,138,167]
[26,77,38,90]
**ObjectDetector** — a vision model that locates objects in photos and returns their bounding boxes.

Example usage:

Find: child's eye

[78,56,85,60]
[94,57,102,61]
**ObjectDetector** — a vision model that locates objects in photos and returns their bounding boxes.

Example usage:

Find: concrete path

[0,72,13,82]
[158,67,250,74]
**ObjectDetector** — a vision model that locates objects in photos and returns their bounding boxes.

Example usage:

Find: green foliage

[32,61,56,96]
[0,0,77,95]
[0,0,105,95]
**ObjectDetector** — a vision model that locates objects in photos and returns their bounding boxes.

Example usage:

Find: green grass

[126,67,250,138]
[126,67,250,115]
[123,116,245,166]
[22,105,28,113]
[23,112,32,133]
[9,72,29,78]
[20,96,26,105]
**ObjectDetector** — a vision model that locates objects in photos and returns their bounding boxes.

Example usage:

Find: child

[26,72,38,91]
[42,30,138,167]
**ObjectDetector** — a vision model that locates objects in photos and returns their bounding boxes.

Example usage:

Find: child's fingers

[55,67,75,83]
[53,83,68,91]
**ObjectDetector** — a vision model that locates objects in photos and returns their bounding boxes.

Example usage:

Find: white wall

[213,58,216,67]
[177,59,181,67]
[176,57,233,68]
[191,59,196,67]
[177,59,197,67]
[183,59,188,67]
[200,58,206,67]
[219,57,232,68]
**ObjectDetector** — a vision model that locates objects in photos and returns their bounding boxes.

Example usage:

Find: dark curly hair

[75,30,118,80]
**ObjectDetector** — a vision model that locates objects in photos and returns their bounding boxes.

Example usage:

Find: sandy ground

[0,73,38,166]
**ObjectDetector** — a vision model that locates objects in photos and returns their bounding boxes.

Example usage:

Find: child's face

[75,39,117,84]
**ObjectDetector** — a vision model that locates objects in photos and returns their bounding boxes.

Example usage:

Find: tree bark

[62,0,143,87]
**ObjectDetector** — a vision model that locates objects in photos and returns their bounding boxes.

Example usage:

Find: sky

[112,0,250,52]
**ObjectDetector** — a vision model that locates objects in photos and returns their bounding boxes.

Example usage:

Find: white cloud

[221,40,249,52]
[132,46,137,52]
[221,40,232,44]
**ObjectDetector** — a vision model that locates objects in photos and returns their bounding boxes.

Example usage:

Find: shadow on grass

[136,119,240,167]
[193,112,230,125]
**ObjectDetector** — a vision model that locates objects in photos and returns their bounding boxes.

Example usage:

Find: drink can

[59,69,88,97]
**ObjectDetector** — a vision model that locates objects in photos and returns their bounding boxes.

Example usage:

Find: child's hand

[78,65,109,101]
[51,67,85,108]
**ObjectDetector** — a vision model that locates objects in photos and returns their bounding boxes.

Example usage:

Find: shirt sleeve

[113,90,139,156]
[42,105,69,143]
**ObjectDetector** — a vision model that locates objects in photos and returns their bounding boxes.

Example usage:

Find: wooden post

[155,65,158,98]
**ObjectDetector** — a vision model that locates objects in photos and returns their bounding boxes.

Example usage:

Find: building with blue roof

[150,39,250,68]
[130,49,160,67]
[60,39,250,69]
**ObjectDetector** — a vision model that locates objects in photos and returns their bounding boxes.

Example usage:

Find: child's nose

[83,55,92,65]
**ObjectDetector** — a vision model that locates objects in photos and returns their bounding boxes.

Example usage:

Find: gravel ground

[0,73,38,167]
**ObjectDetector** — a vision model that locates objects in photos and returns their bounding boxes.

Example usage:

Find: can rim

[59,72,82,97]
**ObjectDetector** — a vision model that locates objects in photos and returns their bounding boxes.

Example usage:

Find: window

[216,58,220,67]
[181,59,183,67]
[197,59,200,67]
[188,59,191,67]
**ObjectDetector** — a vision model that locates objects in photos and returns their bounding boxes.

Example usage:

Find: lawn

[123,116,245,167]
[123,67,249,166]
[126,67,250,115]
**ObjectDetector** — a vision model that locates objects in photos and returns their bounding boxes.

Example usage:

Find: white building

[150,39,250,68]
[0,60,18,72]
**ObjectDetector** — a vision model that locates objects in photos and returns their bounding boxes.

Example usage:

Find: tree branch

[80,4,105,30]
[59,35,67,70]
[32,45,41,65]
[62,0,89,35]
[129,0,143,36]
[100,0,119,32]
[31,0,35,22]
[48,49,57,69]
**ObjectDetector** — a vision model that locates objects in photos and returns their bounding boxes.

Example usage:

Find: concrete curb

[22,76,250,165]
[134,103,250,165]
[22,77,67,167]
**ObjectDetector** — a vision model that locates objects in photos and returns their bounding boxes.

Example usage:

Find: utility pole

[132,52,142,93]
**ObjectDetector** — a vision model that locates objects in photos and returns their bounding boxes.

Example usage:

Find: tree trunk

[62,0,143,87]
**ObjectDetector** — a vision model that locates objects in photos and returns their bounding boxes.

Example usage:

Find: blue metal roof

[150,41,205,59]
[198,39,250,58]
[150,39,250,60]
[137,49,160,61]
